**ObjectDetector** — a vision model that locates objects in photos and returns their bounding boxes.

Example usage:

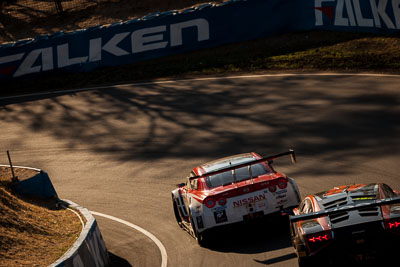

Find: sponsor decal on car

[353,197,375,201]
[276,189,287,195]
[277,199,288,205]
[212,205,227,212]
[195,206,201,214]
[233,194,266,207]
[196,216,204,229]
[214,210,228,224]
[258,202,266,209]
[276,194,287,199]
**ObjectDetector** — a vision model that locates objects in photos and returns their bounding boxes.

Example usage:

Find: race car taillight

[307,233,332,243]
[305,231,333,254]
[389,221,400,229]
[217,198,227,206]
[204,197,216,208]
[277,178,287,189]
[385,218,400,230]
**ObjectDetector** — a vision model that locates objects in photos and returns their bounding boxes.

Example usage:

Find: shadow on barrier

[1,74,400,181]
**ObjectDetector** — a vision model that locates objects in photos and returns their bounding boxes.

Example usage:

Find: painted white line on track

[1,72,400,101]
[90,211,167,267]
[66,206,85,231]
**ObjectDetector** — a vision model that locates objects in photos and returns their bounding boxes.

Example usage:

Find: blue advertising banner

[314,0,400,32]
[0,0,399,81]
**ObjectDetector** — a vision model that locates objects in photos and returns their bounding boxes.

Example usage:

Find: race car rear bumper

[301,230,399,265]
[199,207,296,237]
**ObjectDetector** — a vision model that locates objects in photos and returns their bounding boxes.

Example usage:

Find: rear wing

[189,149,296,181]
[289,196,400,222]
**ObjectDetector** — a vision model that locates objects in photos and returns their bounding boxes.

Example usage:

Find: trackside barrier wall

[1,165,110,267]
[51,200,110,267]
[0,0,399,81]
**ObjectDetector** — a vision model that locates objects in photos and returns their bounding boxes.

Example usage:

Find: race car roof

[291,183,400,222]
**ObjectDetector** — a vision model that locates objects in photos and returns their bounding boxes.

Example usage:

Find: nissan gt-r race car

[289,183,400,266]
[171,150,301,245]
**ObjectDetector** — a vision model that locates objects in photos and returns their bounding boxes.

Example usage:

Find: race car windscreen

[205,163,269,188]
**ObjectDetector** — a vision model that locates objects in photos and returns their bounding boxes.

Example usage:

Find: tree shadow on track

[1,75,400,179]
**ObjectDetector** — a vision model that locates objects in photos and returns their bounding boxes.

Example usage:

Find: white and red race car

[171,150,301,245]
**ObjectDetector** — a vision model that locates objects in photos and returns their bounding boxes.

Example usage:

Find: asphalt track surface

[1,73,400,267]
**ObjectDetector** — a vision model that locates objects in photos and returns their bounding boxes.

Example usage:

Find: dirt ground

[0,166,82,266]
[0,0,222,44]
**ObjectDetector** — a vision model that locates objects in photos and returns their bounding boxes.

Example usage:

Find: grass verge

[2,30,400,97]
[0,167,82,266]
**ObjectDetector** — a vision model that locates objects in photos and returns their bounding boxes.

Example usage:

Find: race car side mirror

[177,183,185,187]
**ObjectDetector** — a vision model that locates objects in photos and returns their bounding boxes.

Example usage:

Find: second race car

[290,183,400,266]
[171,150,301,245]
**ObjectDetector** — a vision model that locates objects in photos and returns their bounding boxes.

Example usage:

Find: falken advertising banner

[0,0,399,81]
[314,0,400,30]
